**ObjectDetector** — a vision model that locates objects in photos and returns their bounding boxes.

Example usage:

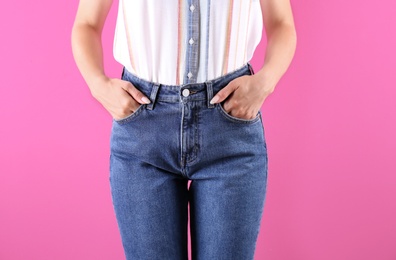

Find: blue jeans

[109,63,268,260]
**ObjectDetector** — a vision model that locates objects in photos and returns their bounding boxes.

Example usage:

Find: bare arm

[210,0,297,120]
[71,0,112,87]
[256,0,297,87]
[71,0,150,120]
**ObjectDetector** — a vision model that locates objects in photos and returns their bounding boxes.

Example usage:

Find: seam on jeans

[216,103,260,124]
[259,112,267,149]
[157,97,181,103]
[113,104,146,124]
[186,106,200,165]
[180,102,185,170]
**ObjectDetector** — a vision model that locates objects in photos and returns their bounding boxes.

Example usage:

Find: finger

[114,97,139,120]
[123,83,151,104]
[210,81,239,104]
[128,97,141,112]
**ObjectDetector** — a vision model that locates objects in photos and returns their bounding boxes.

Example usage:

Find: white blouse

[113,0,263,85]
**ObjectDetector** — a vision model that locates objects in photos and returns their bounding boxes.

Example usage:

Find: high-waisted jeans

[109,62,269,260]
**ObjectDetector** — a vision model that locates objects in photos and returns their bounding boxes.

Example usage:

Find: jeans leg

[189,103,269,260]
[189,161,267,260]
[109,153,189,260]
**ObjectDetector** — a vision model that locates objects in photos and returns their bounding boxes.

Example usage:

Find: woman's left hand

[210,72,276,120]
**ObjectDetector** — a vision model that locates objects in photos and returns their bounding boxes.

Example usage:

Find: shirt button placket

[185,0,199,84]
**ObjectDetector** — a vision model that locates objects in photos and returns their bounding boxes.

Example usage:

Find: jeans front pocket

[216,102,261,125]
[113,104,146,125]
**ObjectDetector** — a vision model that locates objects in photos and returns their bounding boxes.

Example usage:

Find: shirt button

[182,89,190,97]
[189,38,194,45]
[190,5,195,12]
[187,72,193,78]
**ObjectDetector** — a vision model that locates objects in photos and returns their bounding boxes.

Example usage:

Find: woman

[71,0,296,259]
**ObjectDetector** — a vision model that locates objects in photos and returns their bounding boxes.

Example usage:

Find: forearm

[256,22,297,91]
[71,24,108,93]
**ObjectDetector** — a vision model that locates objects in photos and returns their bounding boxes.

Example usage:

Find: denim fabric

[109,62,268,260]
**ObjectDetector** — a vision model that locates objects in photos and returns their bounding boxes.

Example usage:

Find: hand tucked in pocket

[89,76,151,120]
[209,71,276,120]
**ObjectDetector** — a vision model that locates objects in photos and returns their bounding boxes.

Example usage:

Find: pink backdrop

[1,0,395,259]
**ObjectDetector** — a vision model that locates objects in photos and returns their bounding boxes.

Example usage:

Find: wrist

[88,74,110,98]
[255,65,278,93]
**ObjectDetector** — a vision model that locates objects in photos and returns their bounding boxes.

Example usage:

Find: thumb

[210,81,239,104]
[123,83,151,104]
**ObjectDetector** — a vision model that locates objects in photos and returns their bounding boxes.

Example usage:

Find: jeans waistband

[121,62,255,110]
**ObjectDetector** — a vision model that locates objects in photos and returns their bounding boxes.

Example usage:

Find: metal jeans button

[182,89,190,97]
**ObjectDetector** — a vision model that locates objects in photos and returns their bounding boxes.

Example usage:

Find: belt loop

[247,62,255,75]
[146,83,160,110]
[206,81,214,108]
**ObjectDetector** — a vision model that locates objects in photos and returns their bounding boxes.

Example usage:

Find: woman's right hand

[89,76,151,121]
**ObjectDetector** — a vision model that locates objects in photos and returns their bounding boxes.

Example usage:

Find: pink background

[1,0,395,259]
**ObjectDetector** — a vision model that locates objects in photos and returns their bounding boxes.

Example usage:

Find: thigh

[110,153,189,260]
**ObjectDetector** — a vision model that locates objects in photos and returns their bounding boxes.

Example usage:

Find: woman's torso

[113,0,263,85]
